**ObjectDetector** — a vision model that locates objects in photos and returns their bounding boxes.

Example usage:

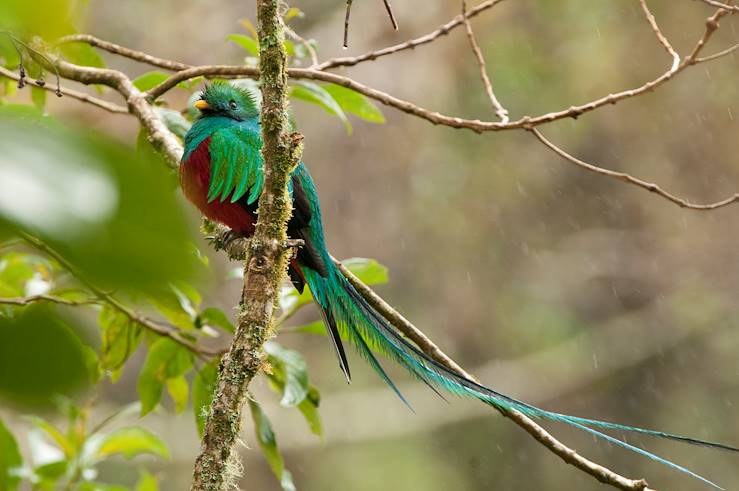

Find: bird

[180,82,737,488]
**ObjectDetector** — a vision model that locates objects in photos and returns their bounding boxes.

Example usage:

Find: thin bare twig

[524,5,738,211]
[685,8,733,64]
[0,31,63,95]
[34,53,184,168]
[381,0,399,31]
[317,0,506,70]
[639,0,680,72]
[695,41,739,62]
[461,0,509,122]
[342,0,398,48]
[530,128,739,210]
[146,8,733,132]
[524,7,739,212]
[344,0,353,48]
[0,294,98,307]
[284,25,319,67]
[56,34,191,71]
[155,48,692,129]
[698,0,739,12]
[18,232,218,359]
[0,65,128,114]
[333,256,654,491]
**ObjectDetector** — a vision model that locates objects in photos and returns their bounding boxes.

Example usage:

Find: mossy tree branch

[189,1,301,490]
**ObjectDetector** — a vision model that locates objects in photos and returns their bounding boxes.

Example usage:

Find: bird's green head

[194,82,259,121]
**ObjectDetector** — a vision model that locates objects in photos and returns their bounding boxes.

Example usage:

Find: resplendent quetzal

[181,83,737,488]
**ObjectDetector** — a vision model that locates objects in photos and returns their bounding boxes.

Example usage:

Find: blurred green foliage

[0,307,93,405]
[0,110,198,292]
[0,0,77,39]
[0,418,22,490]
[0,399,169,490]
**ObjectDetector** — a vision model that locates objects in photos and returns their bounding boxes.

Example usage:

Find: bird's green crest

[198,82,259,120]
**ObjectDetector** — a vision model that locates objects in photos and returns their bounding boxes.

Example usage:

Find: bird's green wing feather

[207,125,264,204]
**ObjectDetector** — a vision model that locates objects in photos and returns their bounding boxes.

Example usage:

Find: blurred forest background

[1,1,738,490]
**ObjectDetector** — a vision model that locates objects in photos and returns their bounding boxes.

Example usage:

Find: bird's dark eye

[229,100,238,110]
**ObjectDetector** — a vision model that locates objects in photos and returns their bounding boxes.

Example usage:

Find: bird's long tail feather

[305,263,738,489]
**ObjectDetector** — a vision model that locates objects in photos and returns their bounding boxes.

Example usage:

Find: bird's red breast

[180,137,257,235]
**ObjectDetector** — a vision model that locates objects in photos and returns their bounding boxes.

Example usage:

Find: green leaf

[98,305,143,380]
[298,386,322,437]
[148,297,192,331]
[0,251,52,297]
[153,107,191,139]
[292,320,329,336]
[263,341,323,437]
[172,283,201,317]
[290,81,351,134]
[133,71,197,93]
[342,257,389,285]
[25,416,74,458]
[89,402,142,438]
[323,84,385,124]
[278,284,313,317]
[132,71,170,92]
[264,342,308,407]
[197,307,235,334]
[0,306,93,405]
[239,18,259,40]
[136,358,178,416]
[59,43,105,69]
[166,375,189,414]
[283,7,304,22]
[82,343,103,384]
[135,470,159,491]
[137,339,193,416]
[0,37,20,69]
[95,427,170,460]
[248,399,295,491]
[31,86,47,112]
[0,252,36,296]
[0,418,22,491]
[33,460,68,488]
[179,77,205,91]
[227,34,259,57]
[188,243,210,267]
[148,283,201,331]
[283,39,296,57]
[192,359,219,438]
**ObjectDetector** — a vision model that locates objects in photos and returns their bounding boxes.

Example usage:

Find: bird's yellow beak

[195,100,210,110]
